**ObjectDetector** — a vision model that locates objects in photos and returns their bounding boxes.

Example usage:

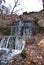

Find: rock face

[19,10,44,27]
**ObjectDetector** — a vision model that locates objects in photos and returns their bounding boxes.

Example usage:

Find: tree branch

[11,0,20,14]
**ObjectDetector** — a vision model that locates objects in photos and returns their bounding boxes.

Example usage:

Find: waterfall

[15,37,25,51]
[10,20,35,37]
[0,37,8,48]
[0,38,5,48]
[0,36,25,64]
[0,20,35,64]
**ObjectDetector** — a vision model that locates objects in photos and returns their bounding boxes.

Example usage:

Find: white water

[0,38,5,48]
[0,36,25,64]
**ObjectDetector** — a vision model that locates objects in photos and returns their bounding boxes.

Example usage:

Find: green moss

[33,17,39,22]
[39,27,44,33]
[38,21,42,26]
[21,49,28,58]
[3,27,10,35]
[0,21,4,27]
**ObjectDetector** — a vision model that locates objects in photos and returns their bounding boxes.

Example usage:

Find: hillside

[0,10,44,35]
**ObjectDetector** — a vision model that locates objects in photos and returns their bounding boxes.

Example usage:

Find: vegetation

[26,38,35,44]
[0,20,11,35]
[33,17,44,34]
[37,21,42,26]
[0,20,4,27]
[21,49,29,58]
[33,17,39,22]
[39,27,44,33]
[3,27,11,35]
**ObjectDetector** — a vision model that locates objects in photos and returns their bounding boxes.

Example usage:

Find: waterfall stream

[0,36,25,64]
[0,20,35,64]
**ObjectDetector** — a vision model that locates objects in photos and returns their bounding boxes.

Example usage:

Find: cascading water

[0,20,36,64]
[0,37,8,48]
[0,36,25,64]
[0,35,25,64]
[11,20,35,37]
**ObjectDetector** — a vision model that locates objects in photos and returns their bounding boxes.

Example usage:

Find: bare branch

[11,0,20,14]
